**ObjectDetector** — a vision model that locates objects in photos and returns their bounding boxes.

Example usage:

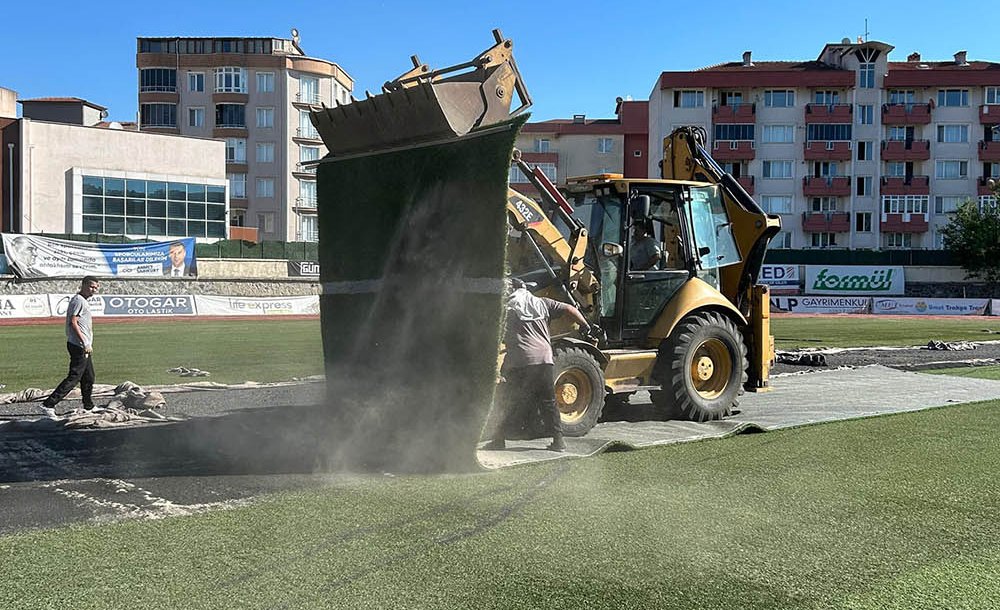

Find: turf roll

[316,116,528,473]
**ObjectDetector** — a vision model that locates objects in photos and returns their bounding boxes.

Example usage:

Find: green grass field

[3,401,999,609]
[4,316,1000,392]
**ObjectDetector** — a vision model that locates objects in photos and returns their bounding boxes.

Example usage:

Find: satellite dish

[841,37,851,44]
[291,28,300,41]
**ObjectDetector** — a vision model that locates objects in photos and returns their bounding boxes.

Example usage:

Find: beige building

[136,34,354,242]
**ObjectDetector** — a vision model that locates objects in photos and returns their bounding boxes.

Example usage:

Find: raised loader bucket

[311,32,531,473]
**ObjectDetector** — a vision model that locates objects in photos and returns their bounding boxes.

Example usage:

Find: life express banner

[194,295,320,316]
[805,265,904,296]
[1,234,197,279]
[48,294,196,317]
[0,294,52,318]
[770,296,871,314]
[759,264,799,295]
[871,298,989,316]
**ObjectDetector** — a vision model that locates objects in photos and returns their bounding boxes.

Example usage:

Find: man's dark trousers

[495,364,561,441]
[43,342,95,410]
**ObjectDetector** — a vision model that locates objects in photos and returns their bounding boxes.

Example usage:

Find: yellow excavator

[308,31,780,470]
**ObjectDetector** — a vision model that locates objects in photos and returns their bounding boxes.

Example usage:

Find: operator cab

[570,180,742,348]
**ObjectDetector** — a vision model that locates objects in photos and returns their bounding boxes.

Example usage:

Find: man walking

[40,276,100,417]
[485,279,593,452]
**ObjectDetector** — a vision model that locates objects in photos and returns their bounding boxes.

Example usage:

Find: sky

[3,0,997,123]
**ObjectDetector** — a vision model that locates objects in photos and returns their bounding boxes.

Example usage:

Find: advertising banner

[992,300,1000,316]
[805,265,904,296]
[48,294,195,317]
[0,294,52,318]
[770,296,871,314]
[759,264,799,295]
[871,298,989,316]
[195,295,320,316]
[287,260,321,277]
[1,234,197,279]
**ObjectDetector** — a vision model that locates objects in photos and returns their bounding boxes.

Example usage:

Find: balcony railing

[139,86,177,93]
[803,141,852,161]
[980,105,1000,124]
[296,126,321,140]
[711,103,756,123]
[881,139,930,161]
[804,104,852,123]
[880,213,929,233]
[979,141,1000,161]
[881,102,932,125]
[295,196,318,208]
[979,177,998,196]
[710,140,755,160]
[802,176,851,196]
[296,92,321,104]
[802,212,850,233]
[296,162,317,174]
[216,121,246,128]
[879,175,930,195]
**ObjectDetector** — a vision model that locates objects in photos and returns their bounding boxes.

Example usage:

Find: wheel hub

[689,338,732,400]
[695,356,715,380]
[554,368,592,422]
[557,383,579,405]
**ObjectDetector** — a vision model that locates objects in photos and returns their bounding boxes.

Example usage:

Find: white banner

[805,265,905,295]
[872,298,989,316]
[0,294,52,318]
[992,300,1000,316]
[760,264,799,295]
[2,234,197,279]
[194,295,320,316]
[770,296,871,314]
[48,294,196,317]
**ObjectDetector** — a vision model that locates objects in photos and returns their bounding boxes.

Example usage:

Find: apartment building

[649,39,1000,251]
[136,34,353,242]
[512,99,648,198]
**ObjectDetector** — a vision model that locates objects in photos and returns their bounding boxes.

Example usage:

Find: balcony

[711,140,755,161]
[295,126,322,140]
[980,105,1000,124]
[295,196,318,209]
[712,103,755,123]
[803,141,851,161]
[736,175,754,196]
[295,92,322,106]
[881,139,930,161]
[881,103,932,125]
[802,176,851,196]
[804,104,852,124]
[229,226,258,242]
[880,213,929,233]
[979,141,1000,161]
[979,177,997,196]
[802,212,850,233]
[295,162,317,175]
[880,175,930,195]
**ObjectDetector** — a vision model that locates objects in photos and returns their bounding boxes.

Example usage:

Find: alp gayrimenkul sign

[805,265,905,295]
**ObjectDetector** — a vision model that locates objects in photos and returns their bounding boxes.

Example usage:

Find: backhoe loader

[308,31,780,471]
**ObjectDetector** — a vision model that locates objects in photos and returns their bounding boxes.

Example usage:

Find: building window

[882,195,929,214]
[140,68,177,93]
[806,124,852,141]
[299,145,320,173]
[256,177,274,198]
[760,195,793,214]
[937,89,969,107]
[884,232,912,248]
[534,138,550,153]
[256,107,274,128]
[935,196,964,213]
[299,76,320,104]
[856,104,873,125]
[188,107,204,128]
[257,212,275,234]
[856,176,872,196]
[224,138,246,163]
[769,231,792,249]
[813,161,840,178]
[598,137,614,153]
[887,126,914,142]
[80,174,226,238]
[215,104,246,128]
[762,160,793,179]
[256,142,275,163]
[300,215,319,242]
[855,211,872,232]
[937,124,969,143]
[509,162,555,183]
[857,140,873,161]
[761,125,794,143]
[811,232,837,248]
[188,72,204,93]
[298,110,319,139]
[858,63,875,89]
[215,67,247,93]
[936,160,968,179]
[231,210,245,227]
[811,196,838,212]
[764,90,795,108]
[886,161,908,177]
[256,72,274,93]
[888,90,916,105]
[227,173,246,199]
[673,90,704,108]
[140,103,177,127]
[298,180,317,207]
[714,124,754,141]
[986,87,1000,105]
[813,91,840,104]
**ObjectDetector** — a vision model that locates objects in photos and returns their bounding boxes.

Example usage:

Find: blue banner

[1,234,197,278]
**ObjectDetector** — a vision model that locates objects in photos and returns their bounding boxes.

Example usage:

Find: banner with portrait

[1,234,197,279]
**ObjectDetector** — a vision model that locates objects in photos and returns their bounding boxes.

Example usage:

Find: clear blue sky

[4,0,995,122]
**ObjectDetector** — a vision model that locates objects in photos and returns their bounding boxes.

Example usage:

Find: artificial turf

[3,399,999,609]
[772,315,1000,349]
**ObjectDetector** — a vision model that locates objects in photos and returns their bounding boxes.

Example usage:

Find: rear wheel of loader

[552,347,605,437]
[655,311,748,422]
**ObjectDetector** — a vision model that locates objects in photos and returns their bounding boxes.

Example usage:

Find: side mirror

[630,194,651,221]
[601,242,624,257]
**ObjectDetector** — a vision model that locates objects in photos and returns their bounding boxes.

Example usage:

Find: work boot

[546,436,565,452]
[482,439,506,451]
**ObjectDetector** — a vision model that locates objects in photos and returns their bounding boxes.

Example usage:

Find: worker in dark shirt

[485,279,592,452]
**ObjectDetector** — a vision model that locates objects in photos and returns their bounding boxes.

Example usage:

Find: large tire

[552,346,605,437]
[652,311,748,422]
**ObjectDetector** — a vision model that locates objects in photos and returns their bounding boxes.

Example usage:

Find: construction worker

[629,221,661,271]
[486,278,594,452]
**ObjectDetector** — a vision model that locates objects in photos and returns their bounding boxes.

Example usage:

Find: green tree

[940,198,1000,289]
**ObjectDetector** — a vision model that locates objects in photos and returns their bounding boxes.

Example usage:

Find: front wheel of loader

[654,311,748,422]
[552,347,605,437]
